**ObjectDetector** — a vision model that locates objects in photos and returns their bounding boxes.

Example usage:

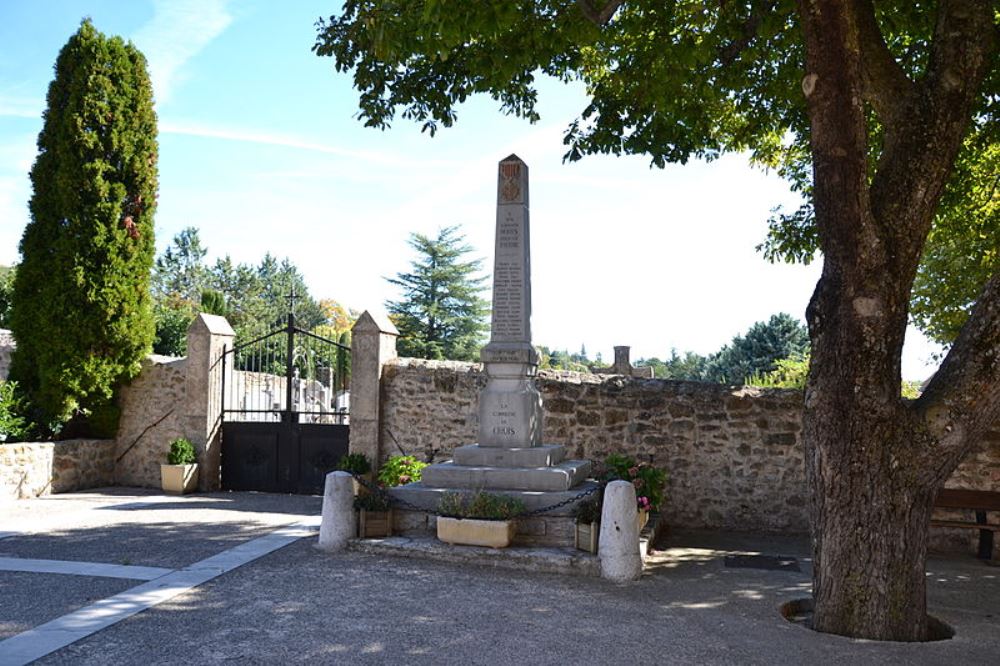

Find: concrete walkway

[1,489,998,665]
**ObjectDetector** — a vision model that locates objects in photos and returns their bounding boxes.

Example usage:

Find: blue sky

[0,0,941,378]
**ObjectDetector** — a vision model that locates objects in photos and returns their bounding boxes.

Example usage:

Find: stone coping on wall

[1,439,116,500]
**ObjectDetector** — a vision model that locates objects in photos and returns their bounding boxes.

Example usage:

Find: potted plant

[337,452,372,496]
[377,454,428,487]
[574,498,602,553]
[602,454,667,531]
[160,437,198,495]
[355,490,393,538]
[436,491,525,549]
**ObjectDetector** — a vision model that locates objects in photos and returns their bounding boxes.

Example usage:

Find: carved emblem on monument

[499,161,521,203]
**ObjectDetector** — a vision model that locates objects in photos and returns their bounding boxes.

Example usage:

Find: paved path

[2,489,998,665]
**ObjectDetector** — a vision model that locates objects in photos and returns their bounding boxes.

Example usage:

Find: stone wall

[1,439,116,500]
[114,354,189,488]
[379,358,1000,538]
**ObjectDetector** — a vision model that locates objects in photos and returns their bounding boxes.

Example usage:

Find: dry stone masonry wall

[114,354,189,488]
[0,328,15,380]
[1,439,116,500]
[380,358,1000,535]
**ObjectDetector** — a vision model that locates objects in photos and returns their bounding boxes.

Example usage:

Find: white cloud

[131,0,233,105]
[159,120,457,168]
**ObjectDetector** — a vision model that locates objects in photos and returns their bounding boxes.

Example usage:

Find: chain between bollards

[348,472,604,518]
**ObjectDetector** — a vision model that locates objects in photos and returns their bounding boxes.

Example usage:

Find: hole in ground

[780,598,955,642]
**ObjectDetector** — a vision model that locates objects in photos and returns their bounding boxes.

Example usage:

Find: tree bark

[796,0,997,641]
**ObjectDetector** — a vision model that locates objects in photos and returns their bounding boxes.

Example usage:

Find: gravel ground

[3,490,997,665]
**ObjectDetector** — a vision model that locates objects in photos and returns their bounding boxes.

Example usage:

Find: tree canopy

[150,227,335,355]
[11,19,158,432]
[386,226,489,361]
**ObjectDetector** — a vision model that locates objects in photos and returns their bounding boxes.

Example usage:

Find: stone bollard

[318,471,355,552]
[599,480,642,582]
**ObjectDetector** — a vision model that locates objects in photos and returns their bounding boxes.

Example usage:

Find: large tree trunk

[797,0,998,641]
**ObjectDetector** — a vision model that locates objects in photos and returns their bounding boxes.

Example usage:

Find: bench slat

[934,489,1000,512]
[930,520,1000,531]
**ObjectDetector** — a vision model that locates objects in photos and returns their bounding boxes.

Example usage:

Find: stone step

[419,459,592,492]
[389,480,601,517]
[451,444,566,468]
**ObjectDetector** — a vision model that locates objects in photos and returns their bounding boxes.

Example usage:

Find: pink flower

[636,496,651,511]
[628,466,640,478]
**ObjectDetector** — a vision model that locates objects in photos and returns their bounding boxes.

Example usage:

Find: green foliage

[635,349,709,381]
[0,381,31,442]
[703,314,809,384]
[354,491,392,512]
[166,437,197,465]
[337,452,372,475]
[910,132,999,345]
[601,453,666,512]
[437,491,525,521]
[377,455,427,486]
[747,353,810,389]
[150,228,330,348]
[152,298,193,356]
[537,345,591,372]
[199,289,227,316]
[10,19,157,428]
[336,331,352,387]
[0,266,14,328]
[315,1,997,349]
[901,381,923,400]
[574,497,601,525]
[386,226,489,361]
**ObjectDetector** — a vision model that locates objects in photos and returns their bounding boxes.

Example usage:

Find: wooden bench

[932,488,1000,560]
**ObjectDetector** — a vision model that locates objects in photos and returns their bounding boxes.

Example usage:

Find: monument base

[420,459,591,492]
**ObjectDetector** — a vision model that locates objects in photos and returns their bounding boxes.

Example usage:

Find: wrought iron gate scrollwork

[220,307,350,494]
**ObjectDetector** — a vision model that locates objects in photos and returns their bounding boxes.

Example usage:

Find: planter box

[358,509,393,538]
[437,516,516,549]
[160,463,198,495]
[637,509,649,533]
[575,521,599,553]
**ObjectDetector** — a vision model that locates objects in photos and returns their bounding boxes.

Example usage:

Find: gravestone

[396,156,594,520]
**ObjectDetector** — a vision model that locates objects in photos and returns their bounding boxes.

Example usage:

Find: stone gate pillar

[184,313,234,491]
[350,311,398,465]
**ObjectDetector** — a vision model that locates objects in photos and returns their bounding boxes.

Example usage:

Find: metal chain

[349,472,604,518]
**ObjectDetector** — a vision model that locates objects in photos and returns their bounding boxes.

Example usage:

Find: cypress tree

[10,19,158,432]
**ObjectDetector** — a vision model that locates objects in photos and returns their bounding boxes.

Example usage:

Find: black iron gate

[220,310,350,494]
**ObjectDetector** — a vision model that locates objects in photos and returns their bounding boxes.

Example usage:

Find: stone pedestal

[408,156,593,541]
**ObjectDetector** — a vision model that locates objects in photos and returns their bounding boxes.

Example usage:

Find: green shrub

[437,491,525,521]
[167,437,197,465]
[377,455,427,486]
[336,452,371,475]
[0,380,31,442]
[574,498,602,524]
[354,492,392,512]
[602,453,666,512]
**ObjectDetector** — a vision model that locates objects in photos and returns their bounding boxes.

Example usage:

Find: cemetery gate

[220,311,350,494]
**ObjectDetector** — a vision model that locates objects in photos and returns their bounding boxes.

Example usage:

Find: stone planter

[160,463,198,495]
[437,516,516,549]
[575,521,599,554]
[358,508,393,538]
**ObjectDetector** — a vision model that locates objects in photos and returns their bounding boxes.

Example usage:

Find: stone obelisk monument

[478,156,543,449]
[416,155,591,493]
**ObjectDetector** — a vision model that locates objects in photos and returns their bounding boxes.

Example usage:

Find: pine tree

[385,226,489,361]
[10,19,158,431]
